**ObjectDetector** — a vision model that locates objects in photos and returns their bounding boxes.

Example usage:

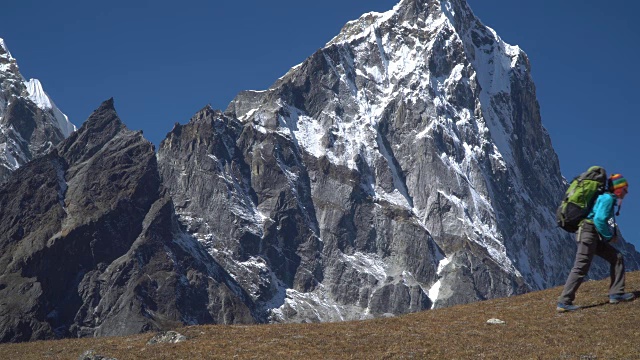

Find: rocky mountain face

[0,38,76,184]
[2,0,640,343]
[158,0,640,322]
[158,105,439,322]
[0,100,256,343]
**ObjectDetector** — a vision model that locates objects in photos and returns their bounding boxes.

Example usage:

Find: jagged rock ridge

[0,100,256,343]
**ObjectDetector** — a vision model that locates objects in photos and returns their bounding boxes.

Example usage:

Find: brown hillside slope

[2,271,640,359]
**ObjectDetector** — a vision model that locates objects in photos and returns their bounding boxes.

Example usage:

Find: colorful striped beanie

[610,173,628,196]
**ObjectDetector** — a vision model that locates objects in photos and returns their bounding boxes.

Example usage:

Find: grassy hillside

[2,271,640,359]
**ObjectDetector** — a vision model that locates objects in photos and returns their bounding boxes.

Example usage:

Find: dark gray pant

[558,222,626,305]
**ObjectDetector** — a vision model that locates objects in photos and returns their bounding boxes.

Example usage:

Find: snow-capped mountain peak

[25,78,76,137]
[0,37,18,75]
[219,0,640,320]
[0,37,76,182]
[0,38,9,52]
[0,38,13,61]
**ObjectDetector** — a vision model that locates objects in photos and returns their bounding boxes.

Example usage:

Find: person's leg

[558,225,598,305]
[595,240,625,296]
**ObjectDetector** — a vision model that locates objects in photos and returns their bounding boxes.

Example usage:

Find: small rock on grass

[78,349,118,360]
[147,330,187,345]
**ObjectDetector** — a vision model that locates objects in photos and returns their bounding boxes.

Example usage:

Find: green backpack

[556,166,608,233]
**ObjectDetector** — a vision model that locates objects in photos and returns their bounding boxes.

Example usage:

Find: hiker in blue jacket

[557,173,635,312]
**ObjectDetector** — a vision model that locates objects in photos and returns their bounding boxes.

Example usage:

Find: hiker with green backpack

[556,168,635,312]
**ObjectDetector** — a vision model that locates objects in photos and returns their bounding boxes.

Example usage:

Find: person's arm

[610,223,619,242]
[592,194,615,239]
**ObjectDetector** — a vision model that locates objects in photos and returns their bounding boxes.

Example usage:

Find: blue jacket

[587,192,617,240]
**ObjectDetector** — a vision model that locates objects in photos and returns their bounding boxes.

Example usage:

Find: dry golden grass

[2,271,640,359]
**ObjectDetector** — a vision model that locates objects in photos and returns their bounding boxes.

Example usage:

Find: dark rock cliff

[0,100,256,343]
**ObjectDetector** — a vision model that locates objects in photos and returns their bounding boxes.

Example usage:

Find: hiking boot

[556,303,580,312]
[609,293,635,304]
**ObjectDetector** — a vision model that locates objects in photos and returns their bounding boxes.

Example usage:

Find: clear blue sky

[2,0,639,248]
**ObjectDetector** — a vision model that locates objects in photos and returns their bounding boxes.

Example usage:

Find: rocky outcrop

[0,100,255,343]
